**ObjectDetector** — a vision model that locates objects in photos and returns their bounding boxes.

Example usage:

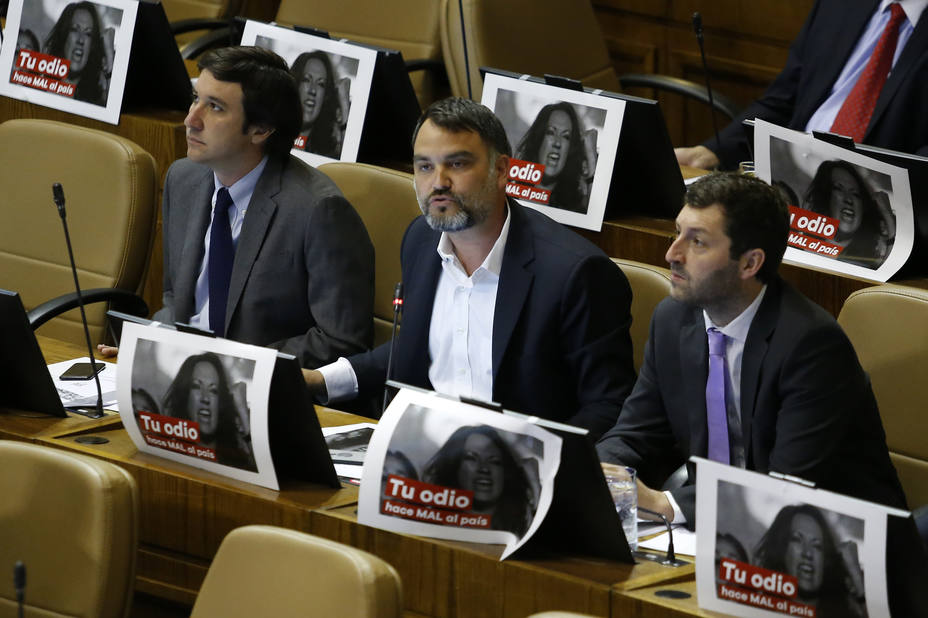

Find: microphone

[14,561,25,618]
[638,506,687,567]
[382,282,404,414]
[52,183,104,419]
[692,12,723,156]
[457,0,472,99]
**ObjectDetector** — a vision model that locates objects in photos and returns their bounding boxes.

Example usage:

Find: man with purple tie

[596,173,905,525]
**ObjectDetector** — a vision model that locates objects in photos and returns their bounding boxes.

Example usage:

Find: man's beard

[418,171,498,232]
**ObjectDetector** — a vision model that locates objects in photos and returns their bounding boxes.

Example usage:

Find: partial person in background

[516,101,596,213]
[676,0,928,169]
[44,1,108,105]
[803,159,895,268]
[423,425,536,536]
[754,504,865,618]
[290,51,349,159]
[162,352,256,471]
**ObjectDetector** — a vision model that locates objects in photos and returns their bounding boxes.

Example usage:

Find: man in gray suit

[104,47,374,368]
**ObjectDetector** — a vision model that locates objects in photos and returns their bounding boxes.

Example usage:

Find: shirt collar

[212,155,268,214]
[436,204,512,278]
[703,285,767,344]
[883,0,928,27]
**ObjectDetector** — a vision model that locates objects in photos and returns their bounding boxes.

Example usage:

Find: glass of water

[605,466,638,552]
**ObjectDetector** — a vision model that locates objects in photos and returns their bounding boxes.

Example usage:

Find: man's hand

[302,368,328,400]
[601,462,674,522]
[674,145,720,170]
[96,344,118,358]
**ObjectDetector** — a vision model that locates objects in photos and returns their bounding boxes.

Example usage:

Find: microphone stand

[693,12,722,157]
[52,183,104,419]
[637,506,688,567]
[14,561,25,618]
[382,282,404,414]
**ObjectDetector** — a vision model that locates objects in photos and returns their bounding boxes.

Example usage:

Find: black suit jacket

[710,0,928,168]
[596,278,906,522]
[155,155,374,368]
[348,202,637,440]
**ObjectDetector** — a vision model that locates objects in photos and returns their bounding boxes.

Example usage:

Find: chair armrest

[28,288,149,330]
[169,17,230,36]
[177,18,245,60]
[619,73,742,120]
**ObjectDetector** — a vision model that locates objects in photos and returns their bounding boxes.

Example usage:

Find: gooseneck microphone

[14,561,26,618]
[52,183,104,419]
[693,12,723,156]
[382,282,404,414]
[638,506,687,567]
[457,0,472,99]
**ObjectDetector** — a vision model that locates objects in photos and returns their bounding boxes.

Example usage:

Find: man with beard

[304,97,636,440]
[597,173,906,524]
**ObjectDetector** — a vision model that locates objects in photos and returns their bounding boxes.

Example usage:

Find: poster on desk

[240,20,376,167]
[0,0,137,124]
[694,458,905,618]
[753,120,914,282]
[358,388,562,560]
[116,322,280,490]
[480,72,625,232]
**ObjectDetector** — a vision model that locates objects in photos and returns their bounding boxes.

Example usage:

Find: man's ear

[494,154,510,190]
[739,248,766,280]
[249,125,274,146]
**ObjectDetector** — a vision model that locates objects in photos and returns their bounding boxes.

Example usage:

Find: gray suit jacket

[155,155,374,368]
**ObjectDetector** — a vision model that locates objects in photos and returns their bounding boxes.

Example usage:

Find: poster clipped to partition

[0,0,138,124]
[240,20,376,168]
[753,120,914,282]
[480,72,626,232]
[358,388,562,560]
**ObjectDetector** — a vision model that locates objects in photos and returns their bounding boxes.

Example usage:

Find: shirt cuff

[317,357,359,404]
[664,491,686,525]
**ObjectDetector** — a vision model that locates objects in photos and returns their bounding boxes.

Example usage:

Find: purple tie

[706,328,730,464]
[208,187,235,337]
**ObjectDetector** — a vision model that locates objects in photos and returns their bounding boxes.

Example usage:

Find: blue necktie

[208,187,234,337]
[706,328,730,464]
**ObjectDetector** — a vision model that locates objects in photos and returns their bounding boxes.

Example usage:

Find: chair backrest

[440,0,619,100]
[275,0,446,108]
[320,162,421,347]
[190,525,403,618]
[0,440,138,618]
[611,258,672,372]
[837,284,928,508]
[0,119,157,345]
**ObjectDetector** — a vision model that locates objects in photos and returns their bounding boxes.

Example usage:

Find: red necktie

[831,3,907,142]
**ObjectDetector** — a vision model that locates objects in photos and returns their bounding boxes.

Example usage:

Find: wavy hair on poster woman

[516,101,590,213]
[423,425,534,537]
[162,352,256,471]
[44,1,107,105]
[290,50,344,158]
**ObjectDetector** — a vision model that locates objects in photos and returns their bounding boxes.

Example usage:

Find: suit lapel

[398,228,442,385]
[739,282,779,462]
[492,205,533,381]
[225,158,281,333]
[681,311,709,456]
[174,170,214,322]
[869,7,928,134]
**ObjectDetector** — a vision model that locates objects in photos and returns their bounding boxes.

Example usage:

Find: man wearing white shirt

[305,97,636,440]
[677,0,928,169]
[596,173,906,524]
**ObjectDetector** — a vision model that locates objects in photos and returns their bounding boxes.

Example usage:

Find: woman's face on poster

[65,8,95,74]
[539,109,572,181]
[299,58,328,127]
[829,166,864,235]
[458,433,504,505]
[188,361,221,438]
[784,513,825,597]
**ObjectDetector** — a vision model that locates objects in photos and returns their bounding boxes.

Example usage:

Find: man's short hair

[411,97,512,157]
[684,173,790,283]
[197,46,301,158]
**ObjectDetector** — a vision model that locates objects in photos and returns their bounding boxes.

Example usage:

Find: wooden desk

[613,580,731,618]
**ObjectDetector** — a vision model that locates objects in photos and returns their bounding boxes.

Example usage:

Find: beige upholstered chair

[0,119,157,345]
[190,525,403,618]
[275,0,447,108]
[162,0,244,50]
[528,612,600,617]
[837,283,928,509]
[440,0,619,100]
[320,162,421,347]
[611,258,672,372]
[0,440,139,618]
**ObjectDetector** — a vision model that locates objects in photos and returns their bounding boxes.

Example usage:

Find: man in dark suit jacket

[677,0,928,169]
[596,172,906,523]
[305,98,636,440]
[103,46,374,368]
